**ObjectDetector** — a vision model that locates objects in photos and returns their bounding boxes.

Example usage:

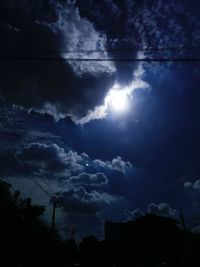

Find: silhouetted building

[104,220,125,242]
[104,214,184,266]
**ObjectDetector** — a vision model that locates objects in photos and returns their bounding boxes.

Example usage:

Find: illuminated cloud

[72,64,149,124]
[126,203,177,221]
[49,1,116,76]
[15,142,133,179]
[148,203,177,217]
[125,208,144,220]
[53,186,117,215]
[67,172,108,188]
[184,180,200,195]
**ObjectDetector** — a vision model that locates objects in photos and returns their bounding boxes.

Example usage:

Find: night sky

[0,0,200,239]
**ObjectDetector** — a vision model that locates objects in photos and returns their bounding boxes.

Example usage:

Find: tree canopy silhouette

[0,179,52,266]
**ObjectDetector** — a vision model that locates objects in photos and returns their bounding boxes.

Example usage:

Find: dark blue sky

[0,0,200,238]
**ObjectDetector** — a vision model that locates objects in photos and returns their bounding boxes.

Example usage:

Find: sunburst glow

[105,86,129,112]
[74,77,149,124]
[110,90,128,111]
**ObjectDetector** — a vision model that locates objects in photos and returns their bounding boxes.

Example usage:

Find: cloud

[67,172,108,188]
[0,0,116,120]
[78,0,200,52]
[54,186,116,215]
[184,180,200,205]
[47,1,116,76]
[71,105,107,125]
[15,142,133,180]
[184,181,193,189]
[16,143,85,177]
[147,202,177,217]
[125,208,144,220]
[183,180,200,225]
[28,103,66,121]
[0,0,58,27]
[184,180,200,192]
[126,202,177,221]
[1,0,199,123]
[92,156,132,174]
[72,64,149,124]
[1,0,200,239]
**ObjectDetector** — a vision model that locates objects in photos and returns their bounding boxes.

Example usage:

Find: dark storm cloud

[48,2,115,76]
[11,140,134,204]
[0,0,115,119]
[0,0,58,27]
[16,143,85,176]
[51,185,126,238]
[0,107,65,161]
[54,186,116,215]
[1,0,199,123]
[3,137,135,228]
[0,149,18,177]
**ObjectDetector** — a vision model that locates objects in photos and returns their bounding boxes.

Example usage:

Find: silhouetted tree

[1,179,200,267]
[0,179,51,267]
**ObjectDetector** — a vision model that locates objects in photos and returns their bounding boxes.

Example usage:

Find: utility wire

[1,107,55,195]
[0,107,69,229]
[1,111,52,197]
[0,56,199,62]
[1,112,55,200]
[0,135,51,197]
[0,114,69,233]
[1,46,200,54]
[0,117,52,198]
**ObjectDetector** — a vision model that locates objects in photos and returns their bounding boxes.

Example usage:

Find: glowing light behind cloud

[72,64,150,125]
[105,85,129,112]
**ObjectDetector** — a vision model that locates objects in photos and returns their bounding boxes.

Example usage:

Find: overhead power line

[0,107,69,231]
[0,127,52,197]
[0,109,52,198]
[1,46,200,54]
[0,56,200,62]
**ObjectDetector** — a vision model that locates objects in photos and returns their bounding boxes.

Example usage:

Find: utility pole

[24,197,32,230]
[179,208,186,232]
[25,197,32,217]
[51,200,57,241]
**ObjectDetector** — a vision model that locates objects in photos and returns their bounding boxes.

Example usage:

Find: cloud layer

[126,202,177,220]
[1,0,199,123]
[1,0,200,237]
[0,0,116,120]
[15,142,133,179]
